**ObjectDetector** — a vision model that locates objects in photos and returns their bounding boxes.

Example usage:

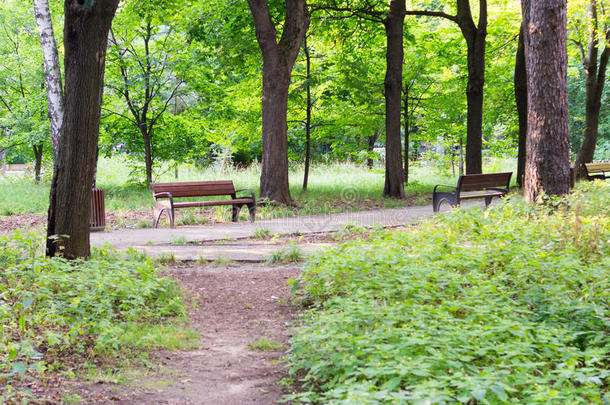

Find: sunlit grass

[0,156,519,216]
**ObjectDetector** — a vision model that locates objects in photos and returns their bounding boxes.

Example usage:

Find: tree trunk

[142,126,153,187]
[46,0,118,259]
[515,24,528,188]
[33,0,64,158]
[33,142,44,184]
[458,0,487,174]
[523,0,571,201]
[406,1,487,175]
[367,132,380,169]
[303,36,312,190]
[383,0,405,198]
[248,0,310,204]
[403,81,409,183]
[574,0,609,179]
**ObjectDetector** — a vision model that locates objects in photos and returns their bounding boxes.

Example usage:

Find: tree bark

[142,125,153,187]
[458,0,486,174]
[33,0,64,158]
[303,36,312,190]
[403,81,409,183]
[515,23,528,188]
[523,0,571,201]
[33,142,44,184]
[367,131,380,169]
[46,0,118,259]
[574,0,609,179]
[248,0,310,204]
[383,0,405,198]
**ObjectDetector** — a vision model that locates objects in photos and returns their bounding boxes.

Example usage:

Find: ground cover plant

[0,232,194,403]
[287,181,610,404]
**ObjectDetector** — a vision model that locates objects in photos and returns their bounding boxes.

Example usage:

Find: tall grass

[0,157,518,216]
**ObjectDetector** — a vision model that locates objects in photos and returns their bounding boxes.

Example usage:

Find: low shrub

[0,234,187,400]
[287,181,610,404]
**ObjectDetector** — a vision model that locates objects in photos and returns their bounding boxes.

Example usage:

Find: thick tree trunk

[33,142,44,184]
[523,0,571,201]
[303,36,312,190]
[464,32,485,174]
[248,0,310,204]
[33,0,64,158]
[46,0,118,259]
[515,24,528,188]
[261,68,292,203]
[574,0,609,179]
[383,0,405,198]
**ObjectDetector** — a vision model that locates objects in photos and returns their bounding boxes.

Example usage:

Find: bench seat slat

[172,198,254,208]
[459,190,506,200]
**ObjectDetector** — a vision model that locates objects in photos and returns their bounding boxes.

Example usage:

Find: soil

[24,262,302,404]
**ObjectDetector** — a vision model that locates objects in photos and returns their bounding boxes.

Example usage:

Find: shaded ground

[23,263,301,404]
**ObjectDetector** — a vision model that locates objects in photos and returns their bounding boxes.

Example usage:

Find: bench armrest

[433,184,457,193]
[153,192,174,208]
[235,188,256,203]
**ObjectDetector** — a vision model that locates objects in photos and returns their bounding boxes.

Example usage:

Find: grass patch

[287,181,610,404]
[266,244,304,264]
[0,232,190,402]
[248,337,283,352]
[251,227,272,240]
[0,157,518,220]
[208,256,236,266]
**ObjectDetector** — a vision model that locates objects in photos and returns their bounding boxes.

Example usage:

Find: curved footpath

[90,202,479,261]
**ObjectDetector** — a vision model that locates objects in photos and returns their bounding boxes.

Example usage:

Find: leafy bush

[287,181,610,404]
[0,234,186,398]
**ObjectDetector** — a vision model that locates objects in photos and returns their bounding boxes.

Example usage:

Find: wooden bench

[433,172,512,213]
[584,162,610,181]
[152,180,256,228]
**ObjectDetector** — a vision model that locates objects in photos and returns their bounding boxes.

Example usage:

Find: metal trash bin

[90,188,106,231]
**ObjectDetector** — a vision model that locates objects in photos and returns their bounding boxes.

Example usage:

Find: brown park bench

[584,162,610,181]
[152,180,256,228]
[433,172,512,213]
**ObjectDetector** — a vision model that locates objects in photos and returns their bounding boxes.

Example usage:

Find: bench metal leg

[231,205,239,222]
[153,207,174,228]
[484,196,493,208]
[433,192,458,213]
[247,203,256,222]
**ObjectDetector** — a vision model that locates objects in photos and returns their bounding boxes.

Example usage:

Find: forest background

[0,0,608,188]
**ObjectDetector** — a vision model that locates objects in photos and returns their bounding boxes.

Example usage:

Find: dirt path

[47,263,301,405]
[119,263,301,405]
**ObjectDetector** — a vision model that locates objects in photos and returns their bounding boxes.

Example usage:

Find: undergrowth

[287,181,610,404]
[0,235,192,403]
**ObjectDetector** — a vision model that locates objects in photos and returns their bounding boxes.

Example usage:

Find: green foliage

[0,233,187,398]
[287,182,610,403]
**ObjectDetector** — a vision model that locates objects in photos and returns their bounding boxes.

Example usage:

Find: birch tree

[33,0,63,157]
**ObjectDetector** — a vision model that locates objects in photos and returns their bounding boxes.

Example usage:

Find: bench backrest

[585,162,610,173]
[457,172,512,192]
[152,180,236,198]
